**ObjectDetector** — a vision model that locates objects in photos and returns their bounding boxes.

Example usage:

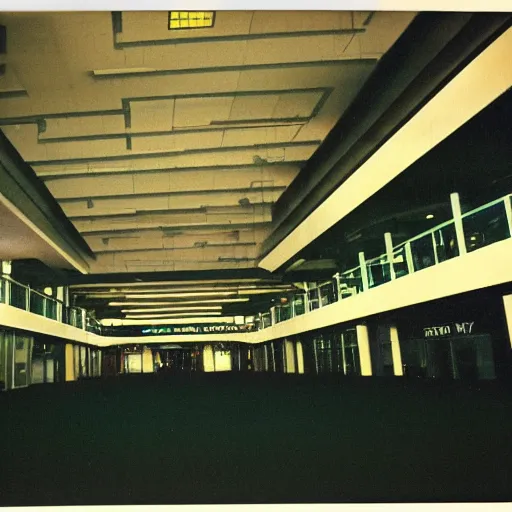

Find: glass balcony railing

[258,193,512,330]
[2,194,510,337]
[0,275,99,334]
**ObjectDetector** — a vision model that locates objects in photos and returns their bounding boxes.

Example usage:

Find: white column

[303,282,309,312]
[285,340,296,373]
[389,326,404,376]
[296,341,304,374]
[431,232,439,264]
[334,273,341,300]
[358,252,369,291]
[503,294,512,349]
[356,324,372,376]
[384,232,396,280]
[450,192,467,256]
[56,286,65,322]
[2,260,11,305]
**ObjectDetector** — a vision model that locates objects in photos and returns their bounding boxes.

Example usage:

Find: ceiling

[0,10,414,276]
[0,10,417,320]
[0,200,74,269]
[292,87,512,274]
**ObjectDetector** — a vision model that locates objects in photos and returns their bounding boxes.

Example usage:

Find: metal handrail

[0,274,94,332]
[261,192,512,328]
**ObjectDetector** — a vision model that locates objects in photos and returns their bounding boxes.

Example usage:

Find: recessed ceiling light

[426,214,434,219]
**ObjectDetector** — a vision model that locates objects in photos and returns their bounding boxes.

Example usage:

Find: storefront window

[341,329,360,376]
[314,334,343,374]
[0,331,5,390]
[380,340,394,376]
[403,335,496,380]
[13,335,32,388]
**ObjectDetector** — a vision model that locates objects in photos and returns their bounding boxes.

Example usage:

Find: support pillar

[65,344,76,381]
[56,286,65,322]
[504,195,512,237]
[356,324,372,376]
[2,260,11,305]
[284,339,296,373]
[390,326,404,376]
[503,294,512,349]
[296,341,304,374]
[303,282,309,312]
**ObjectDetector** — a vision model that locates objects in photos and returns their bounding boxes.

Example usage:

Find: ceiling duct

[218,257,251,263]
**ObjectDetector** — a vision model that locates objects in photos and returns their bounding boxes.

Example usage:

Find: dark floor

[1,373,511,506]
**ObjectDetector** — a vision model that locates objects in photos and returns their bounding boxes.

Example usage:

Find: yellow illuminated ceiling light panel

[169,11,215,30]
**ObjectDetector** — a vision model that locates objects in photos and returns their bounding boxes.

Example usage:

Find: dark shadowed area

[1,374,511,506]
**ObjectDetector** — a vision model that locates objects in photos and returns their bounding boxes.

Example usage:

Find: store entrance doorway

[405,334,495,380]
[154,346,202,373]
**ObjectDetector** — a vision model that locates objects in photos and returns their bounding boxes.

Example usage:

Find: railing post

[316,284,322,308]
[431,232,439,264]
[303,282,309,312]
[43,295,47,317]
[81,309,87,330]
[384,233,396,280]
[450,192,467,256]
[358,252,369,291]
[504,195,512,237]
[334,273,341,301]
[356,324,372,376]
[270,306,276,326]
[4,278,10,305]
[26,285,30,311]
[405,242,415,274]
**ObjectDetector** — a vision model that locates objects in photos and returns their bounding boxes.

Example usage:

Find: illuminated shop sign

[141,324,253,335]
[423,322,475,338]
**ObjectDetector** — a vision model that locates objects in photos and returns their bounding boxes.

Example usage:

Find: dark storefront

[31,337,66,384]
[376,289,512,380]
